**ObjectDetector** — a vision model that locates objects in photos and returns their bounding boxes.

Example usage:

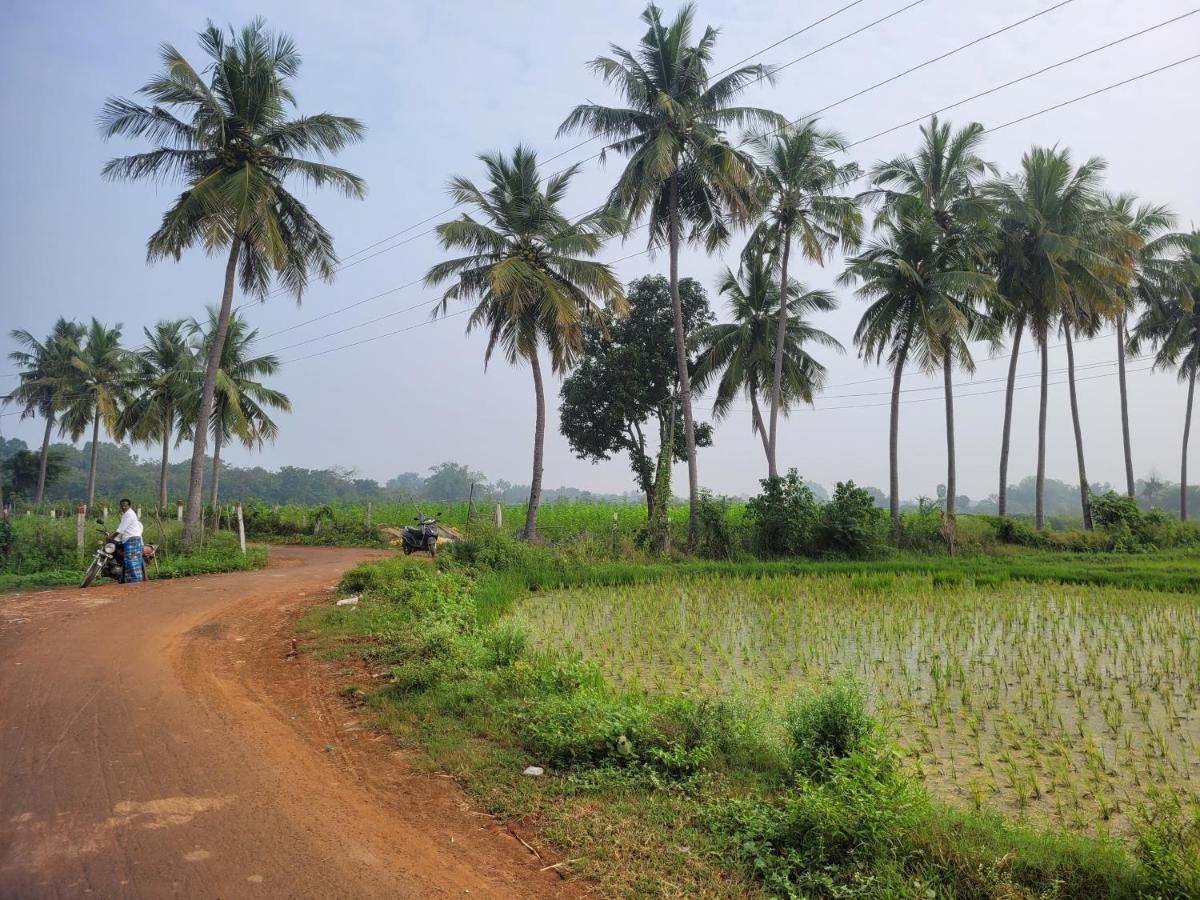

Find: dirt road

[0,547,571,899]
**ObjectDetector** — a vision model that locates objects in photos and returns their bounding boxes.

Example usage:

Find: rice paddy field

[509,572,1200,836]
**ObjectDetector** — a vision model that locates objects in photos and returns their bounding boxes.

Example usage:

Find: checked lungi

[122,536,145,583]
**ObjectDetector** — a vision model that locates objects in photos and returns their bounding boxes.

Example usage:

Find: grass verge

[299,537,1200,898]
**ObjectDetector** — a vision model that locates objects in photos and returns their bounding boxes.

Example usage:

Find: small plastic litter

[336,595,359,607]
[522,766,544,777]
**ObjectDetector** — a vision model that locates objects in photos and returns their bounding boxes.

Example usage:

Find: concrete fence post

[176,500,183,522]
[365,501,373,531]
[76,505,86,553]
[495,503,502,528]
[236,502,246,555]
[103,506,108,521]
[50,509,56,520]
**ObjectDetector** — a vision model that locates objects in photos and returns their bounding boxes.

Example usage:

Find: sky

[1,0,1198,502]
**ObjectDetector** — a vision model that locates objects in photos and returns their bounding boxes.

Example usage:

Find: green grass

[298,540,1200,898]
[0,514,269,591]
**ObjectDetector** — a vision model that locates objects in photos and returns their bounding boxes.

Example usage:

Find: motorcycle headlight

[104,542,116,553]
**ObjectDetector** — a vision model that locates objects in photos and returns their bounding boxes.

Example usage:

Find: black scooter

[401,513,442,557]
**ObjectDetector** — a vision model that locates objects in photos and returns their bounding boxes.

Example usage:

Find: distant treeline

[2,437,1195,518]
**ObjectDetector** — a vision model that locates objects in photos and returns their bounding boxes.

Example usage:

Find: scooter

[81,527,157,587]
[401,512,443,557]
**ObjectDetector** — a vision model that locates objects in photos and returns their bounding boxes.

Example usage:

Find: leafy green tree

[57,319,131,509]
[5,319,86,504]
[559,2,784,545]
[988,147,1119,528]
[425,146,625,540]
[694,249,841,466]
[100,18,365,548]
[421,462,487,503]
[119,320,196,512]
[1130,232,1200,520]
[744,119,862,477]
[186,309,290,513]
[1,449,66,502]
[559,275,713,525]
[843,208,993,544]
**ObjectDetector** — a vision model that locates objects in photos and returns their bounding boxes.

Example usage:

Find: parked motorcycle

[81,527,157,587]
[401,513,443,557]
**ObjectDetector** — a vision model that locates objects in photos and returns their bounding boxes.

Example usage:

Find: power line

[245,0,900,303]
[242,0,1084,345]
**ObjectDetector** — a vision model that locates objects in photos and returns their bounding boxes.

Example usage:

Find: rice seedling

[510,572,1200,835]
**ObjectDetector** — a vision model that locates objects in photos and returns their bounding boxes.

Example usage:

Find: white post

[176,500,183,522]
[365,501,373,530]
[76,505,86,553]
[137,506,142,519]
[103,506,109,521]
[50,508,56,519]
[495,503,503,528]
[236,502,246,555]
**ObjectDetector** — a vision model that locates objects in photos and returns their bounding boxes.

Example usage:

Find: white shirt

[116,508,143,541]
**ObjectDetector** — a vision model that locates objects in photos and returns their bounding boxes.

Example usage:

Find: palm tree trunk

[86,413,100,511]
[35,412,54,505]
[1064,324,1093,529]
[210,425,223,527]
[889,331,911,544]
[767,228,792,480]
[998,319,1023,517]
[159,412,171,515]
[749,383,771,463]
[523,350,545,540]
[1035,331,1049,529]
[183,237,241,551]
[1117,312,1135,498]
[1182,368,1195,522]
[667,175,699,547]
[943,350,957,553]
[649,397,675,555]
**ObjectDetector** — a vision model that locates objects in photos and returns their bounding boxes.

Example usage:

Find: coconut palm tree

[558,2,784,545]
[693,250,841,465]
[843,208,994,545]
[118,320,196,513]
[185,309,290,516]
[1130,232,1200,520]
[1101,195,1181,498]
[987,148,1119,528]
[743,120,862,477]
[5,319,86,504]
[57,320,131,509]
[425,146,625,540]
[99,18,365,549]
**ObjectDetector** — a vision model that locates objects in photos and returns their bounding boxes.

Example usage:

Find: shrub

[746,470,818,557]
[522,690,650,768]
[897,498,944,552]
[814,481,887,559]
[695,492,738,560]
[787,680,874,777]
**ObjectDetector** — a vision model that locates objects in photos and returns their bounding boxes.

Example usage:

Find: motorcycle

[401,513,443,557]
[81,527,157,587]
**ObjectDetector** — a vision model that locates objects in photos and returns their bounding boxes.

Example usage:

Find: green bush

[814,481,887,559]
[746,470,818,558]
[898,499,945,552]
[695,492,738,560]
[787,680,874,777]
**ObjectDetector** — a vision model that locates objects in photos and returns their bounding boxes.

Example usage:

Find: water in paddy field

[510,573,1200,836]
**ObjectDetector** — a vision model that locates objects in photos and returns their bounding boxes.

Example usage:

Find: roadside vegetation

[302,530,1200,898]
[0,514,266,591]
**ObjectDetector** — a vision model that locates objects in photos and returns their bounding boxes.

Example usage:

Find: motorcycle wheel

[81,559,102,589]
[402,545,412,555]
[428,540,437,558]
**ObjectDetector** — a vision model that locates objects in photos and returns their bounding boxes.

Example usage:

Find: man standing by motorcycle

[113,498,145,583]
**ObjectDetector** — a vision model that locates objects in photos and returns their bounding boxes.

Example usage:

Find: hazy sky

[2,0,1197,501]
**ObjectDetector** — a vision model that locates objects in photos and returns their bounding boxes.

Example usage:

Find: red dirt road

[0,547,571,899]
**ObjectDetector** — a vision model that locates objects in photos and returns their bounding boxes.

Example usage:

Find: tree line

[4,8,1197,552]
